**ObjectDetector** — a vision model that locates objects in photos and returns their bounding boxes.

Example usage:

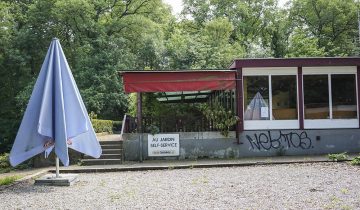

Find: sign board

[148,134,180,156]
[260,106,269,118]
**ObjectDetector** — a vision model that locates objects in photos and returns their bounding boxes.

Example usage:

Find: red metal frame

[230,57,360,69]
[235,68,243,143]
[298,67,304,130]
[137,93,143,162]
[357,66,360,128]
[237,69,244,131]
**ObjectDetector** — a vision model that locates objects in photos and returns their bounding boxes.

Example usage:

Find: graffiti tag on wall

[246,131,312,151]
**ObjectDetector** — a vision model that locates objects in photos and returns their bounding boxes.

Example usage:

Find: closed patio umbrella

[10,38,102,170]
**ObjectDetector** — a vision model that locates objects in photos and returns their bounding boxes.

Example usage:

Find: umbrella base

[35,173,78,186]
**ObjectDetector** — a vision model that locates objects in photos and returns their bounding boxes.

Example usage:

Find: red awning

[122,71,236,93]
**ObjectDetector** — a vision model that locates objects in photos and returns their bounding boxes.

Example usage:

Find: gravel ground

[1,162,360,210]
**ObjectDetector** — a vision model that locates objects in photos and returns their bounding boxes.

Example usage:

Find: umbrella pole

[55,156,60,178]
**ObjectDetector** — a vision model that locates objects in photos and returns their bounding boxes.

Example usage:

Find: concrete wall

[123,129,360,161]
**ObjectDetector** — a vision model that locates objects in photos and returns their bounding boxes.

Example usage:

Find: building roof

[229,57,360,69]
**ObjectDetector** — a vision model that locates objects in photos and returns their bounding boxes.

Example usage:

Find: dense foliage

[0,152,31,172]
[351,155,360,165]
[200,102,239,137]
[0,0,359,152]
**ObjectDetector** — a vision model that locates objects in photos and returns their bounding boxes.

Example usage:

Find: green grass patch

[0,175,21,186]
[328,152,349,162]
[350,155,360,165]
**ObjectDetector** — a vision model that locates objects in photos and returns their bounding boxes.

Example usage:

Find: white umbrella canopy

[10,38,102,167]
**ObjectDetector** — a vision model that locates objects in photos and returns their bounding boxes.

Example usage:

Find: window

[303,66,358,129]
[331,74,357,119]
[303,74,357,120]
[272,75,297,120]
[244,76,269,120]
[304,75,329,119]
[244,75,298,121]
[243,67,299,130]
[242,66,358,130]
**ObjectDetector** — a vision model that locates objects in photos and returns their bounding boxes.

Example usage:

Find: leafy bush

[328,152,349,162]
[89,111,98,119]
[200,102,239,137]
[0,153,32,173]
[112,121,122,132]
[91,119,113,134]
[0,153,11,172]
[350,155,360,165]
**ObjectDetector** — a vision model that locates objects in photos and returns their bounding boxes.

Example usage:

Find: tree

[0,1,35,153]
[0,0,172,151]
[196,17,244,68]
[290,0,358,56]
[182,0,277,56]
[164,27,199,69]
[286,28,326,57]
[262,8,293,58]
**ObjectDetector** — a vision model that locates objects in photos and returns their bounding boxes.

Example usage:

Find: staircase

[81,140,123,165]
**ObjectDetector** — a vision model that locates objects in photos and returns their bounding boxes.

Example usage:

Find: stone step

[101,144,122,149]
[81,159,122,166]
[84,154,122,159]
[80,140,124,165]
[99,140,123,145]
[102,149,123,154]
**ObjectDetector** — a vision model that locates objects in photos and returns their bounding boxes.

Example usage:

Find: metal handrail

[120,114,127,140]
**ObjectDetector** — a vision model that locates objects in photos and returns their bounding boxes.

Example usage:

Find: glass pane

[332,74,357,119]
[304,75,329,119]
[244,76,270,120]
[272,75,297,120]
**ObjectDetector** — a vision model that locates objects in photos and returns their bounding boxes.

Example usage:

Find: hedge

[91,119,113,134]
[0,153,31,173]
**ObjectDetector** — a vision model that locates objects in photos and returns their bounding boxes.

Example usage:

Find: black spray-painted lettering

[246,131,312,151]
